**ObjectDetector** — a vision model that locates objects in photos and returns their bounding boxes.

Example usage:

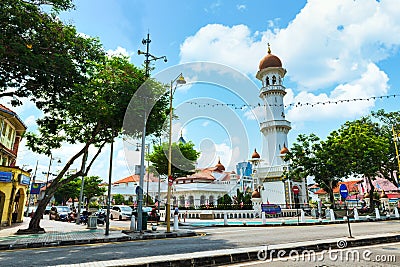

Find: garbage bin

[87,215,97,229]
[133,211,148,230]
[142,212,148,231]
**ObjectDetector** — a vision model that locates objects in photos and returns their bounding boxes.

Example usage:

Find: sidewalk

[0,217,196,250]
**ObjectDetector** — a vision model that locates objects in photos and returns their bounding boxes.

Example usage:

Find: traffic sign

[292,185,300,195]
[339,184,348,199]
[168,176,173,186]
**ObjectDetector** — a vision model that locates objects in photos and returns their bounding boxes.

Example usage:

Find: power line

[184,94,399,109]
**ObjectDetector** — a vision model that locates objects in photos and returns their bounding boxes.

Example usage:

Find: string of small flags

[184,94,399,109]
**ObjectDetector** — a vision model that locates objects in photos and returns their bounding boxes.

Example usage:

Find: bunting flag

[184,94,399,109]
[360,183,365,193]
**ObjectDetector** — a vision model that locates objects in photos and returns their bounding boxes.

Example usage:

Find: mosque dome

[251,149,260,159]
[215,159,225,171]
[259,44,282,70]
[252,188,261,198]
[280,144,289,155]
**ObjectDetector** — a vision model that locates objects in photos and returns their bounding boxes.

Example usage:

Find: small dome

[251,149,260,159]
[259,44,282,70]
[252,188,261,198]
[280,144,289,155]
[215,159,225,171]
[363,192,369,198]
[380,191,388,199]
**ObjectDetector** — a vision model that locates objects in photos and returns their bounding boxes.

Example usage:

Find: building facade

[0,105,29,226]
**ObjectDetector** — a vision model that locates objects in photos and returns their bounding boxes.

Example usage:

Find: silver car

[110,205,132,220]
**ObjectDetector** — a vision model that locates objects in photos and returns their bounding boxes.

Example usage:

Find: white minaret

[256,44,291,166]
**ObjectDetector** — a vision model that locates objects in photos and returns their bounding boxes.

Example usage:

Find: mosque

[168,44,308,208]
[113,45,308,209]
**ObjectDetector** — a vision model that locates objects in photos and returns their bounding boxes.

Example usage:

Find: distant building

[0,105,29,226]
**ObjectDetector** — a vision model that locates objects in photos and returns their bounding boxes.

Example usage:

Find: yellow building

[0,167,31,226]
[0,104,28,226]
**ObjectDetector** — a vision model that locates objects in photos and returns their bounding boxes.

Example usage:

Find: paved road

[226,242,400,266]
[2,220,400,266]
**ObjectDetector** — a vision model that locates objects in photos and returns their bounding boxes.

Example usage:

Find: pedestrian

[174,206,180,222]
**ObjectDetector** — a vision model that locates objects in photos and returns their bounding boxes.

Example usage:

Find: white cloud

[24,115,36,127]
[236,4,246,11]
[179,0,400,123]
[286,63,389,122]
[106,46,132,58]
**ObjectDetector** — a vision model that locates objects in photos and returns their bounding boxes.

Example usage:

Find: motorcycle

[95,210,106,226]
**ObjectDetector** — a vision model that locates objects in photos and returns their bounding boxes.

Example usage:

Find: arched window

[179,195,185,207]
[188,196,194,207]
[200,195,206,205]
[266,77,270,85]
[209,195,214,206]
[272,75,277,85]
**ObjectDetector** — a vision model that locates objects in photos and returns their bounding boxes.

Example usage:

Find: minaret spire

[267,43,271,54]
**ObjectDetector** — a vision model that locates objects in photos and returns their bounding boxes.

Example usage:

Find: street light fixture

[166,73,186,233]
[136,32,167,232]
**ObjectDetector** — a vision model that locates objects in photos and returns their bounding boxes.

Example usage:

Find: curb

[0,231,196,251]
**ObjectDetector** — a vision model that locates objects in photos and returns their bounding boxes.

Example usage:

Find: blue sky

[10,0,400,182]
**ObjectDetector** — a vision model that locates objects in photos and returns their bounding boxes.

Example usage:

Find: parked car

[49,206,71,221]
[44,206,52,215]
[110,205,132,220]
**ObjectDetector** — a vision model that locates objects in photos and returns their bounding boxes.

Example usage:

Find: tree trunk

[17,187,56,234]
[367,176,375,212]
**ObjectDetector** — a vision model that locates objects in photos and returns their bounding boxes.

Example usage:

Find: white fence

[159,209,299,220]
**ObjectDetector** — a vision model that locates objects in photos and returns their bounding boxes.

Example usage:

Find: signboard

[19,174,30,185]
[0,171,12,182]
[261,204,282,215]
[134,165,141,175]
[339,184,349,199]
[30,183,41,194]
[292,185,300,195]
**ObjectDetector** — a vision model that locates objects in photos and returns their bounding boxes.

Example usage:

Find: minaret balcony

[259,85,286,97]
[260,120,291,131]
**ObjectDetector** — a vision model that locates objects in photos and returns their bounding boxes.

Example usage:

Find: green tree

[334,117,389,210]
[22,56,169,233]
[0,0,104,104]
[217,194,232,210]
[285,134,344,208]
[54,177,80,205]
[372,110,400,187]
[113,194,125,205]
[81,176,106,203]
[147,141,200,178]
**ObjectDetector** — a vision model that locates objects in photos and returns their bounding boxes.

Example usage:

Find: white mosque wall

[261,181,286,205]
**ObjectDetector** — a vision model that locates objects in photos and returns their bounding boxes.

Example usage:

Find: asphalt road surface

[225,242,400,266]
[1,220,400,266]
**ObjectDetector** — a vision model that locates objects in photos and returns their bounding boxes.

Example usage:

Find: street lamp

[136,143,151,206]
[136,32,167,232]
[166,73,186,233]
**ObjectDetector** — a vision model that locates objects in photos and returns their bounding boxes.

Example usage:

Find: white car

[110,205,132,220]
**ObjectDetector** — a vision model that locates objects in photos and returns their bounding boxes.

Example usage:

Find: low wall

[159,209,299,220]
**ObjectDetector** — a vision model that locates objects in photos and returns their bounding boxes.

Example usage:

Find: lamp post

[136,143,150,206]
[137,32,166,232]
[166,73,186,233]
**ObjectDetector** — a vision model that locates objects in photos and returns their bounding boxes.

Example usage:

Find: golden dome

[251,149,260,159]
[280,144,289,155]
[259,44,282,70]
[380,191,388,199]
[215,159,225,171]
[252,188,261,198]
